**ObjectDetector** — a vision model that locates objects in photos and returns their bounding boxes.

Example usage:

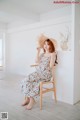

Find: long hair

[43,39,58,66]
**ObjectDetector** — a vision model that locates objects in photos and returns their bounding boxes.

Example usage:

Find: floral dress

[21,53,52,98]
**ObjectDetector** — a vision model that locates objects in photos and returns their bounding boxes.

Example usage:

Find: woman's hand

[30,64,39,67]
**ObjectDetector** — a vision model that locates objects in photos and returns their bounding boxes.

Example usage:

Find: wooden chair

[30,64,57,110]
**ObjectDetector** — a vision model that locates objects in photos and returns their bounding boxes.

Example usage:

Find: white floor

[0,74,80,120]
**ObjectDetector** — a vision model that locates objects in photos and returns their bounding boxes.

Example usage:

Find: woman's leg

[21,72,40,108]
[22,97,30,106]
[25,97,36,110]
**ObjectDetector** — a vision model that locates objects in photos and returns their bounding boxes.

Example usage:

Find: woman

[21,39,57,110]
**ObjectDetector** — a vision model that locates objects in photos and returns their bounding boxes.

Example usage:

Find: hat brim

[37,34,57,49]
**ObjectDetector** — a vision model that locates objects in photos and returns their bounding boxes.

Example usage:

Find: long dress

[21,53,53,98]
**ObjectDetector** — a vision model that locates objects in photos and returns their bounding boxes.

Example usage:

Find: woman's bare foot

[22,97,30,106]
[26,97,36,110]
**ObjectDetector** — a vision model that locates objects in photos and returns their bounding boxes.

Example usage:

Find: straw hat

[36,34,47,48]
[36,34,57,50]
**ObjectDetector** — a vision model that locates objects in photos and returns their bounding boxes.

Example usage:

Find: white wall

[0,22,7,79]
[73,4,80,104]
[7,18,40,30]
[0,0,40,29]
[8,5,71,29]
[0,22,7,32]
[40,5,71,21]
[6,15,74,104]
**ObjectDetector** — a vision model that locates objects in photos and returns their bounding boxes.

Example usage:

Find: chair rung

[41,88,54,94]
[43,87,54,89]
[40,81,54,85]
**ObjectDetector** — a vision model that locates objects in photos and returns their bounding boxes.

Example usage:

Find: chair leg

[40,83,42,110]
[53,83,57,102]
[54,88,57,102]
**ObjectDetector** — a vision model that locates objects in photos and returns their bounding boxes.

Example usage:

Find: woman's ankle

[22,97,30,106]
[26,98,36,110]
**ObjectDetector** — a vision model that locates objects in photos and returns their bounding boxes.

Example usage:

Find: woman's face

[43,41,50,52]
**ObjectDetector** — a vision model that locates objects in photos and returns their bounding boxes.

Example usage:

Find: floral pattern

[21,53,52,98]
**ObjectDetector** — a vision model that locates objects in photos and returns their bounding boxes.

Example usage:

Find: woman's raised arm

[35,47,41,64]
